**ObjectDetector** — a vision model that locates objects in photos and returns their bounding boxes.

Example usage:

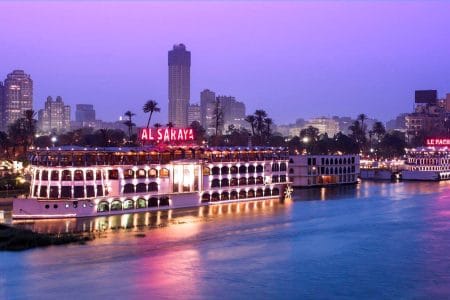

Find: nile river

[2,181,450,299]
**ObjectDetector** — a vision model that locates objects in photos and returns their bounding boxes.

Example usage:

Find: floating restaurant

[13,137,292,219]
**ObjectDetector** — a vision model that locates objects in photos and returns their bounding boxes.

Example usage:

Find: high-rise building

[217,95,246,130]
[2,70,33,130]
[75,104,96,122]
[37,96,71,133]
[187,104,201,126]
[168,44,191,127]
[200,89,216,134]
[0,82,4,130]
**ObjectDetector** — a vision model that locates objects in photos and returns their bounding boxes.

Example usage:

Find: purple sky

[1,1,450,126]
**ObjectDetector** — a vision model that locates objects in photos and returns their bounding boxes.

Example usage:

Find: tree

[190,121,206,145]
[357,113,368,134]
[264,117,273,144]
[348,120,366,151]
[123,111,136,144]
[154,123,162,128]
[372,121,386,142]
[378,130,406,158]
[166,122,174,128]
[245,115,256,136]
[143,100,160,129]
[0,131,10,158]
[23,109,37,148]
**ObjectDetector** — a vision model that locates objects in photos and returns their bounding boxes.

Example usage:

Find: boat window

[97,201,109,212]
[256,165,264,173]
[74,170,84,181]
[136,183,147,193]
[41,170,49,181]
[136,198,147,209]
[61,186,71,198]
[108,169,119,180]
[62,170,72,181]
[123,199,134,210]
[149,168,158,178]
[148,197,158,207]
[74,186,84,198]
[137,169,146,178]
[86,170,94,181]
[51,170,59,181]
[159,197,169,206]
[39,186,47,198]
[160,168,169,178]
[86,185,95,197]
[123,169,134,179]
[96,185,104,196]
[148,182,158,192]
[203,167,210,176]
[123,183,135,194]
[110,200,122,211]
[49,186,58,198]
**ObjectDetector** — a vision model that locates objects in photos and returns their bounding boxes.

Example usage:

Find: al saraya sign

[139,127,195,142]
[426,138,450,146]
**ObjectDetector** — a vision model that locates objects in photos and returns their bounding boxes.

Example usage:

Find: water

[2,181,450,299]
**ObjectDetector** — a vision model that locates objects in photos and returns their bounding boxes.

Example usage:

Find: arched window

[123,183,135,194]
[50,170,59,181]
[123,199,134,210]
[148,182,158,192]
[272,188,280,196]
[248,165,255,173]
[230,190,238,200]
[272,175,279,183]
[271,163,280,172]
[136,183,147,193]
[123,169,134,179]
[137,169,146,178]
[111,200,122,211]
[212,192,220,202]
[248,176,255,185]
[221,166,229,175]
[248,189,255,198]
[136,198,147,209]
[280,175,286,182]
[202,193,211,203]
[160,168,169,178]
[289,168,294,174]
[339,158,342,165]
[97,201,109,212]
[230,178,238,186]
[148,168,158,178]
[221,191,229,200]
[86,170,94,180]
[159,197,169,206]
[256,189,263,197]
[280,163,287,171]
[74,170,83,181]
[239,165,247,174]
[230,166,238,174]
[256,165,264,173]
[256,176,264,184]
[203,167,210,176]
[239,190,247,199]
[41,170,49,181]
[211,179,220,188]
[221,178,229,187]
[212,167,220,175]
[62,170,71,181]
[148,197,158,207]
[239,177,247,186]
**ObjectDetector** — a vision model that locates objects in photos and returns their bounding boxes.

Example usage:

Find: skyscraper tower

[168,44,191,127]
[2,70,33,130]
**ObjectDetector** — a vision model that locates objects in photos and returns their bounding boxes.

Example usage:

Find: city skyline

[1,1,450,126]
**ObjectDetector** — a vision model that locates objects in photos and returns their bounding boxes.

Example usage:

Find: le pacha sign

[139,127,195,142]
[426,138,450,146]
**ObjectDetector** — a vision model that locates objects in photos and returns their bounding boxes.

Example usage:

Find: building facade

[307,117,340,136]
[289,154,360,187]
[217,95,246,130]
[37,96,71,133]
[168,44,191,127]
[75,104,96,122]
[2,70,33,131]
[187,104,201,126]
[200,89,216,135]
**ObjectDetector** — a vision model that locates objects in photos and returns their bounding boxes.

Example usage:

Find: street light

[302,136,309,143]
[51,136,57,147]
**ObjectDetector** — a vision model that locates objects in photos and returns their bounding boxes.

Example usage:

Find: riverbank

[0,224,94,251]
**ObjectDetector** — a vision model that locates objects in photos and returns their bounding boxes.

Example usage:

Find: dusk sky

[1,1,450,126]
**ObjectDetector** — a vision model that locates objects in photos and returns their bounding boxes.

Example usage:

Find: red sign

[139,127,195,142]
[426,138,450,146]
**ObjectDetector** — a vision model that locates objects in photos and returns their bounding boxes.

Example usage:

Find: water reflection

[12,199,286,234]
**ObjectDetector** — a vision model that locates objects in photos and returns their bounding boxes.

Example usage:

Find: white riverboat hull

[401,170,450,181]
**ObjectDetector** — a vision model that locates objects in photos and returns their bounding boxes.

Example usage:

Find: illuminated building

[37,96,71,133]
[187,104,201,126]
[75,104,96,122]
[168,44,191,127]
[216,95,246,130]
[200,89,216,135]
[1,70,33,131]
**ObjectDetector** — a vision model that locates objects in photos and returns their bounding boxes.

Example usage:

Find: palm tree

[0,131,10,158]
[23,109,36,149]
[254,110,268,136]
[245,115,256,136]
[154,123,162,128]
[123,111,135,143]
[264,117,273,144]
[357,113,368,134]
[372,121,386,142]
[143,100,160,129]
[166,122,174,128]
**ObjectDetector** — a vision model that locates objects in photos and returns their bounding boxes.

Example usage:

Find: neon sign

[426,138,450,146]
[139,127,195,142]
